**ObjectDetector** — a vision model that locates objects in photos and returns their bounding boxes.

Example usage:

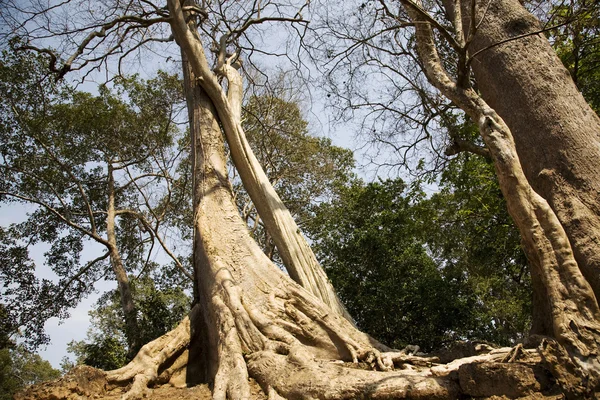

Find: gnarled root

[104,306,198,399]
[211,285,252,400]
[206,268,467,399]
[537,338,599,399]
[247,350,458,399]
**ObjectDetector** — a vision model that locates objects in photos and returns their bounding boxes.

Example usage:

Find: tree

[307,178,477,351]
[4,0,600,398]
[307,159,532,350]
[0,346,60,400]
[453,1,600,339]
[0,50,188,352]
[315,0,600,392]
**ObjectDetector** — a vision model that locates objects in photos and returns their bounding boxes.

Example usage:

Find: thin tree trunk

[107,164,139,356]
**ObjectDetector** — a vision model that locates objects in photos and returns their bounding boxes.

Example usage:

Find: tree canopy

[0,49,188,350]
[2,0,600,398]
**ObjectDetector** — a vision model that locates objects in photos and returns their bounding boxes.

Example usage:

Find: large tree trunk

[402,0,600,393]
[177,53,402,400]
[463,0,600,320]
[166,0,351,322]
[106,47,473,400]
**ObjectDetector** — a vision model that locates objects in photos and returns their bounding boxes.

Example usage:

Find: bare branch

[116,209,194,282]
[54,251,111,302]
[0,191,109,247]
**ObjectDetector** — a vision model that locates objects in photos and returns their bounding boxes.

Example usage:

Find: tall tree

[3,0,600,398]
[316,0,600,392]
[0,50,188,353]
[406,0,600,389]
[0,346,60,400]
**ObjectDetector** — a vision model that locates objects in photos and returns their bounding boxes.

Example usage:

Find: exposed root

[537,338,597,398]
[247,350,459,399]
[104,306,198,399]
[501,343,525,363]
[384,351,441,368]
[211,291,252,400]
[282,285,393,369]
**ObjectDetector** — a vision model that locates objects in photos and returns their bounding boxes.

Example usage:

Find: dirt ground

[13,362,567,400]
[14,365,268,400]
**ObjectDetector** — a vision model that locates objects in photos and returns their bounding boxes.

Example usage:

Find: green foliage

[67,273,191,370]
[417,116,531,346]
[307,179,476,351]
[0,346,60,400]
[549,0,600,112]
[237,92,355,261]
[66,337,127,372]
[420,151,532,345]
[0,47,187,349]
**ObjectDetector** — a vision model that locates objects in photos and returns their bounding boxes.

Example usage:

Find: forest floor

[14,342,578,400]
[14,363,568,400]
[14,365,269,400]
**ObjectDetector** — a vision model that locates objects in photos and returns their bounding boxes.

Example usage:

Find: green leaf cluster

[307,179,476,351]
[0,345,60,400]
[420,152,531,346]
[66,272,191,370]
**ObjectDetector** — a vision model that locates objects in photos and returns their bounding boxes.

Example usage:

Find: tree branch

[116,209,194,282]
[54,251,111,302]
[0,191,109,247]
[445,138,491,159]
[467,18,576,67]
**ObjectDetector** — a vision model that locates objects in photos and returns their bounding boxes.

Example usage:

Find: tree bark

[464,0,600,309]
[107,163,139,356]
[167,0,352,321]
[183,50,213,385]
[401,0,600,392]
